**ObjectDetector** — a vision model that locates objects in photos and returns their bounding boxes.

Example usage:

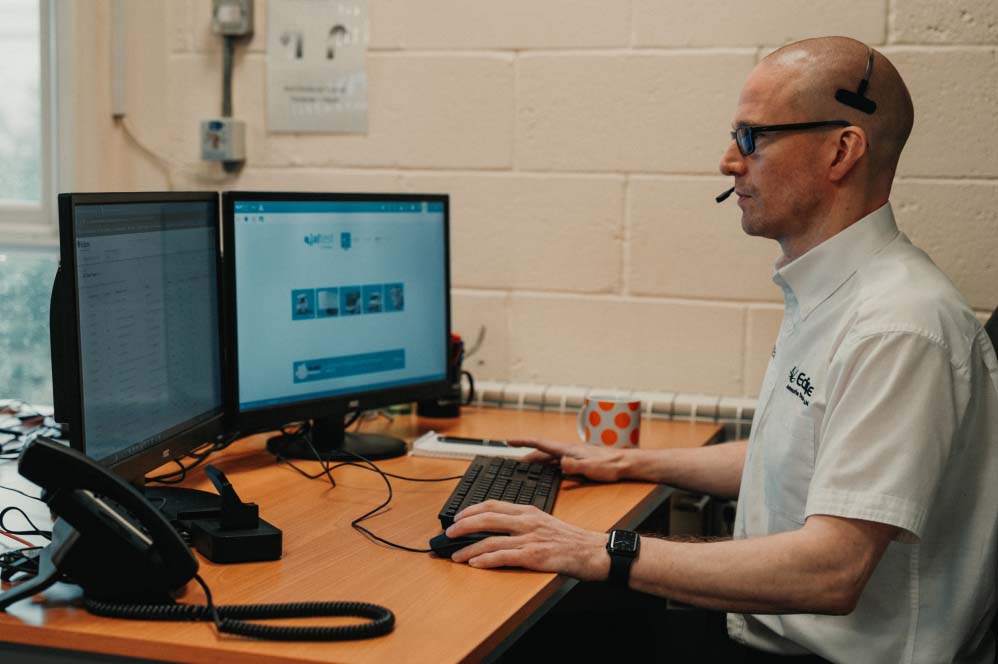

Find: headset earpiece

[835,46,877,115]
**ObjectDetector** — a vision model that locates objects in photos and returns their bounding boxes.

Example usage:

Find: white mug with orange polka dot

[577,396,641,448]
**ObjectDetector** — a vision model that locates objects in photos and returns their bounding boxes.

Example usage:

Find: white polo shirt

[727,203,998,663]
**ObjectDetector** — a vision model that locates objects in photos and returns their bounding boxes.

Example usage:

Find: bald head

[760,37,914,186]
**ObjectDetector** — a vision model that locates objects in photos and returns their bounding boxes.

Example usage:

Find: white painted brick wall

[516,52,755,173]
[181,168,407,193]
[628,177,780,301]
[82,1,998,399]
[452,291,511,382]
[375,0,631,50]
[509,294,745,396]
[632,0,887,48]
[893,181,998,310]
[889,47,998,177]
[406,173,625,292]
[893,0,998,44]
[166,53,515,169]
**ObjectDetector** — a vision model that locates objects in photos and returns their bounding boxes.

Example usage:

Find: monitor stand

[265,404,407,463]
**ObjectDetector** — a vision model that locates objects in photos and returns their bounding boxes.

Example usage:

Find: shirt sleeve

[805,328,971,542]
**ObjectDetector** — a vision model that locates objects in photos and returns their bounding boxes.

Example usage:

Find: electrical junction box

[212,0,254,36]
[201,118,246,162]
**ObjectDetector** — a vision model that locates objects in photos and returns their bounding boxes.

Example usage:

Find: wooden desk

[0,407,722,663]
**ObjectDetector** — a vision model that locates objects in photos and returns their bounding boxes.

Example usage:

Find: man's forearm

[450,510,894,615]
[623,440,747,498]
[626,516,894,615]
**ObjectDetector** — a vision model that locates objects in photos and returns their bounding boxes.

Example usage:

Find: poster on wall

[266,0,369,133]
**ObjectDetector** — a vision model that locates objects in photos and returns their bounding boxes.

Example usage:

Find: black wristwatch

[606,529,640,586]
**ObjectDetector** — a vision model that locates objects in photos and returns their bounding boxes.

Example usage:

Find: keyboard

[437,455,562,528]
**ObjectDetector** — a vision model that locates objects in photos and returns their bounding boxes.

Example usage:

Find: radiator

[465,380,757,441]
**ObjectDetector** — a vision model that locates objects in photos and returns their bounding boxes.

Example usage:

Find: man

[445,37,998,662]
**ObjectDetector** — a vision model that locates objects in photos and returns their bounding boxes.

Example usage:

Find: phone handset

[0,436,197,607]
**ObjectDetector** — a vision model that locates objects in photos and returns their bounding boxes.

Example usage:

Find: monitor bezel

[55,191,227,484]
[220,191,452,435]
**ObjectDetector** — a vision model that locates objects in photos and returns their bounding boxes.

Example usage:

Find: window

[0,0,59,404]
[0,0,56,236]
[0,247,57,405]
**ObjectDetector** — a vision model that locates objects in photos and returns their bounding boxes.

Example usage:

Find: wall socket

[212,0,254,36]
[201,118,246,162]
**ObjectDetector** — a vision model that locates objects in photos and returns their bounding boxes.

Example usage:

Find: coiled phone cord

[83,575,395,642]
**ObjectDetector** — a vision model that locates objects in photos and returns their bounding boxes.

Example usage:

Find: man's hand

[507,437,633,483]
[446,500,610,581]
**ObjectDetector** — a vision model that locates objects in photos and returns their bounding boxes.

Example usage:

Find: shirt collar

[773,202,900,320]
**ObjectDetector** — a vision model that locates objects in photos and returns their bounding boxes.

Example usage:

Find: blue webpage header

[234,201,444,214]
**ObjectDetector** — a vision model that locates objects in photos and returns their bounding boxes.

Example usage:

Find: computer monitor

[221,192,450,462]
[50,192,226,512]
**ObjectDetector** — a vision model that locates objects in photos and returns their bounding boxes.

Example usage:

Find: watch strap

[607,550,635,586]
[606,530,639,587]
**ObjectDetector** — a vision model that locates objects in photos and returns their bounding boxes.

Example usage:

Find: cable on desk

[343,451,435,553]
[0,530,32,547]
[145,431,242,484]
[0,484,43,503]
[0,506,51,540]
[0,546,42,580]
[273,420,463,484]
[281,456,463,484]
[84,573,395,641]
[344,410,362,430]
[265,423,339,490]
[347,461,464,483]
[272,418,462,554]
[146,459,189,485]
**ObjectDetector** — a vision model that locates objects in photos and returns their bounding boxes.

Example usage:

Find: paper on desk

[409,431,532,461]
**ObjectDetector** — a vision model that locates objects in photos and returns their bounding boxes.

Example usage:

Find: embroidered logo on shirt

[786,366,815,406]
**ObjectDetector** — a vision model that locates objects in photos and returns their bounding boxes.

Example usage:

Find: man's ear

[828,126,867,183]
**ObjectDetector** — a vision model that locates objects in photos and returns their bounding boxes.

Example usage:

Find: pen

[438,435,509,447]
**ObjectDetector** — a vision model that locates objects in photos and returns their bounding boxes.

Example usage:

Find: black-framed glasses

[731,121,851,156]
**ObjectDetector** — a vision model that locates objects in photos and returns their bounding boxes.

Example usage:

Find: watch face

[610,530,639,554]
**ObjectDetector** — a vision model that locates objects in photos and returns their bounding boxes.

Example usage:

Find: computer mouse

[429,531,503,559]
